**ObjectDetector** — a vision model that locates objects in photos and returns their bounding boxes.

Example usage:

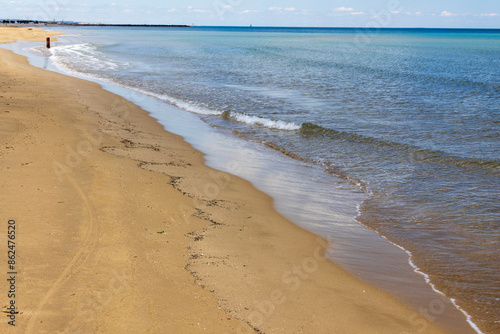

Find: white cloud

[284,7,296,12]
[480,13,499,17]
[440,11,458,17]
[268,7,282,12]
[123,9,133,13]
[335,7,354,12]
[240,9,258,14]
[186,6,211,13]
[329,7,361,17]
[167,8,178,13]
[405,11,424,16]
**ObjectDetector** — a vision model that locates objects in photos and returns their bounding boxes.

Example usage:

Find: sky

[3,0,500,28]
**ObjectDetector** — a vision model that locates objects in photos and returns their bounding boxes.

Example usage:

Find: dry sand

[0,27,448,333]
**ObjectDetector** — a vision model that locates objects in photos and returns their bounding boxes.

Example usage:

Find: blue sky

[3,0,500,28]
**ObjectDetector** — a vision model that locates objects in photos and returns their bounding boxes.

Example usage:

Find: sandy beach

[0,27,448,333]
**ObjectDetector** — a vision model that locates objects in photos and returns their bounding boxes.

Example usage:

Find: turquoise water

[19,27,500,332]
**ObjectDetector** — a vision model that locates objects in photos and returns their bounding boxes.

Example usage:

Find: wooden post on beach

[46,37,50,49]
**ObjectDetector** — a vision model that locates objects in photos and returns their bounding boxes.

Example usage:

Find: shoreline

[0,27,453,333]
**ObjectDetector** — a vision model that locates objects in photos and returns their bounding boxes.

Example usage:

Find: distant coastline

[0,19,192,27]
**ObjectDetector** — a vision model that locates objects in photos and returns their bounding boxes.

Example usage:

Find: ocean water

[12,26,499,332]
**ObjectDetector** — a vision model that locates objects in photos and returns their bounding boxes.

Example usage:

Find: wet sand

[0,27,447,333]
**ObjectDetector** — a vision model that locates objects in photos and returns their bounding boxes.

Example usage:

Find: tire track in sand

[24,173,98,333]
[21,122,100,333]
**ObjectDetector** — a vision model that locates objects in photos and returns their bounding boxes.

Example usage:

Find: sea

[5,26,499,333]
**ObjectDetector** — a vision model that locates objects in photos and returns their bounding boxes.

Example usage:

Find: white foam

[449,298,486,334]
[383,236,485,334]
[138,91,301,131]
[155,94,222,116]
[233,113,301,130]
[46,42,301,132]
[46,44,225,118]
[108,86,302,131]
[50,43,130,73]
[353,211,485,334]
[114,86,223,116]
